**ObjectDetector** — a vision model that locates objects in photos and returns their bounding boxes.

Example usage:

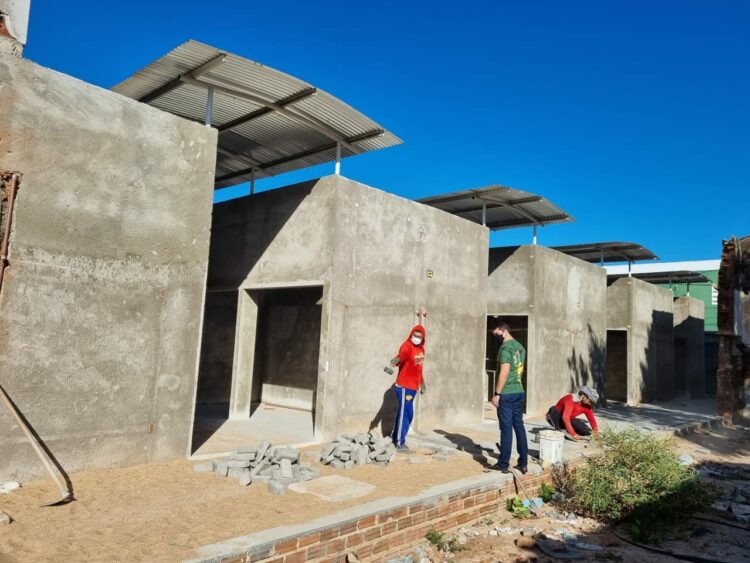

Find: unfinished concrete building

[604,277,675,405]
[194,175,489,452]
[673,295,706,398]
[0,49,217,482]
[418,187,607,416]
[0,38,405,478]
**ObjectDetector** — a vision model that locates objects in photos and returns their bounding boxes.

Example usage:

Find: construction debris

[0,511,11,525]
[0,481,19,494]
[319,431,397,468]
[193,441,319,494]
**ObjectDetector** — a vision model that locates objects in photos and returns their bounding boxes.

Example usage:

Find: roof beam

[218,87,317,132]
[181,75,361,154]
[138,53,227,103]
[216,146,269,175]
[215,129,384,185]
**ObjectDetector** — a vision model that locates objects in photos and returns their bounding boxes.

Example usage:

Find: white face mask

[411,336,423,346]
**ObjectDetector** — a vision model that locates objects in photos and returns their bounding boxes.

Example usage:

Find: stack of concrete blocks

[194,441,320,493]
[319,431,396,468]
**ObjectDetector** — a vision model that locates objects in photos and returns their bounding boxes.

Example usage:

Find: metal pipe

[334,142,341,175]
[532,224,538,245]
[204,87,214,126]
[481,201,487,226]
[0,173,20,295]
[250,169,255,195]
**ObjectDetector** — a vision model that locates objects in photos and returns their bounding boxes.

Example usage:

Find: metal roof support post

[250,169,255,195]
[334,142,341,175]
[481,201,487,226]
[686,282,691,297]
[204,87,214,126]
[628,260,632,277]
[600,249,605,267]
[532,224,538,246]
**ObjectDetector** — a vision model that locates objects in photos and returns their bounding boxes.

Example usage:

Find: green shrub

[424,529,466,553]
[505,495,531,518]
[569,429,715,542]
[540,481,556,503]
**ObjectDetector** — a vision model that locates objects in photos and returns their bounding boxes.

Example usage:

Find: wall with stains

[0,54,217,482]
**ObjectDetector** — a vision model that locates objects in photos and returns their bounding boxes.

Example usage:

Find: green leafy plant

[569,429,715,543]
[540,481,556,503]
[505,495,531,518]
[424,529,467,553]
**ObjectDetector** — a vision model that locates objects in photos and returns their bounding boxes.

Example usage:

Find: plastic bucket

[539,429,564,466]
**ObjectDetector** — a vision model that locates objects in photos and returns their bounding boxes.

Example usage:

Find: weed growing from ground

[567,429,715,542]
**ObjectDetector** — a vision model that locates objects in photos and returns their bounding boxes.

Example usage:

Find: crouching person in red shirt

[546,386,601,441]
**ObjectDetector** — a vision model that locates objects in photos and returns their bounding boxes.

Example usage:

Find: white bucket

[539,429,564,466]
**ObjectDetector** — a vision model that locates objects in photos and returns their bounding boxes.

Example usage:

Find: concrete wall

[673,296,705,398]
[607,278,674,405]
[487,245,608,415]
[0,55,217,482]
[202,175,489,439]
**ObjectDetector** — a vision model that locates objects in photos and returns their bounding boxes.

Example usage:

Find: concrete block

[253,474,272,483]
[321,443,336,458]
[356,446,369,465]
[407,456,425,464]
[214,462,229,477]
[374,437,393,449]
[280,459,293,480]
[373,461,389,467]
[331,459,345,470]
[267,480,286,496]
[354,433,369,444]
[434,454,449,462]
[344,460,355,470]
[272,469,282,481]
[375,454,391,462]
[300,461,312,470]
[232,452,256,461]
[276,448,299,462]
[369,450,381,460]
[193,462,215,473]
[239,472,252,487]
[227,460,251,468]
[237,446,258,454]
[0,512,11,525]
[256,440,271,460]
[250,460,270,477]
[228,467,249,479]
[340,453,351,462]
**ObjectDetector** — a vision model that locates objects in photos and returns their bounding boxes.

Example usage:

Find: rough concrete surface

[288,474,376,501]
[0,54,217,482]
[607,277,674,406]
[673,296,705,399]
[487,245,607,414]
[199,175,489,440]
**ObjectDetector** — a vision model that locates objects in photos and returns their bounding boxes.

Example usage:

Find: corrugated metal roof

[552,242,659,264]
[416,185,573,230]
[112,40,402,188]
[608,271,710,284]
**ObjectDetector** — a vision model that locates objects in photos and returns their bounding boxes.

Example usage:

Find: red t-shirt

[555,393,599,436]
[395,325,426,391]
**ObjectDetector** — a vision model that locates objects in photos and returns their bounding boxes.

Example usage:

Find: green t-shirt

[498,339,526,394]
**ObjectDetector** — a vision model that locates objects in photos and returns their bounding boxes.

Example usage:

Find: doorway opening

[606,330,628,402]
[191,285,323,456]
[485,315,529,418]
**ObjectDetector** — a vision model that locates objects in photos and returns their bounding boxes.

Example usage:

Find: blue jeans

[497,392,528,470]
[391,385,416,446]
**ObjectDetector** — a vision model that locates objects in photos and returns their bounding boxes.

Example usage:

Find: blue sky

[24,1,749,261]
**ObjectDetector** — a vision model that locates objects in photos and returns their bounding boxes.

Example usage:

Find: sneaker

[395,445,412,454]
[513,465,528,475]
[488,463,510,473]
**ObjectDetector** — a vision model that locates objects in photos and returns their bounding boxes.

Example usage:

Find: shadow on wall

[369,385,397,438]
[638,310,675,404]
[192,181,317,443]
[567,322,606,405]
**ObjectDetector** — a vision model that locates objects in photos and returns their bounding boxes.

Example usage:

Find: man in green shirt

[489,322,528,473]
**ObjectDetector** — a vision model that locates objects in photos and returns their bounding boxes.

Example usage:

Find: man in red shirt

[546,386,600,441]
[389,325,426,451]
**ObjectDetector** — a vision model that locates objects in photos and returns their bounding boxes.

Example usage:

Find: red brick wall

[226,460,586,563]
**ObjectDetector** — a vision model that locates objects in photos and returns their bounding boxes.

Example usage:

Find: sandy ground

[0,447,485,563]
[1,426,747,563]
[406,425,750,563]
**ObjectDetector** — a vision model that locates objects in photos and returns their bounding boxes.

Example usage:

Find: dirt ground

[1,426,748,563]
[407,425,750,563]
[0,446,484,563]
